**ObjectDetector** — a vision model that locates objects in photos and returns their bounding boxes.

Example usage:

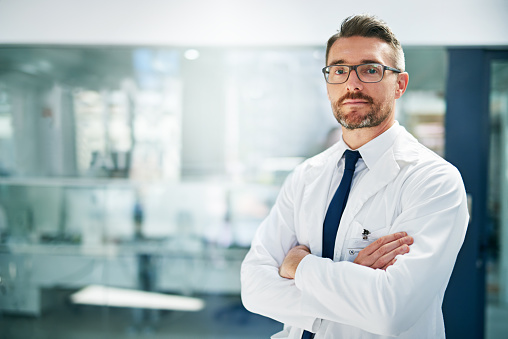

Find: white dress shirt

[241,122,469,338]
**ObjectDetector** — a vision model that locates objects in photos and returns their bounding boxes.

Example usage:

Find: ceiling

[1,0,507,47]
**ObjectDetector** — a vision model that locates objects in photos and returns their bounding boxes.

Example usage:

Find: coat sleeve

[293,163,469,336]
[241,167,321,332]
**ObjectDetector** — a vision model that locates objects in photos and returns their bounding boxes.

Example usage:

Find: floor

[1,289,507,339]
[0,291,282,339]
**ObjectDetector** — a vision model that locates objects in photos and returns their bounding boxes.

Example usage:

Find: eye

[330,66,348,75]
[365,66,380,74]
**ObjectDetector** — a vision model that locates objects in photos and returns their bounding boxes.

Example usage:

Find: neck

[342,118,395,150]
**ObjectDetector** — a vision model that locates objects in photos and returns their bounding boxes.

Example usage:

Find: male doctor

[241,14,469,339]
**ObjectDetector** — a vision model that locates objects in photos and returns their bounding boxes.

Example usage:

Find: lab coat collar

[358,121,401,170]
[336,121,401,170]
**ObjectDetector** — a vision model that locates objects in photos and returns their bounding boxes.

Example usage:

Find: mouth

[342,99,370,105]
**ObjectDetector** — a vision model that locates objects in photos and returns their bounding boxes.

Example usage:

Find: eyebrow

[327,59,382,66]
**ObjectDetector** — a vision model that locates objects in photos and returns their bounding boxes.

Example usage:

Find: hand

[354,232,413,270]
[279,245,311,279]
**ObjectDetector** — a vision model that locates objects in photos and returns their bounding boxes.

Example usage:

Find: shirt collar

[336,121,401,170]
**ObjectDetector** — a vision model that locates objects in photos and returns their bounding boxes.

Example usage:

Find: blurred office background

[0,1,507,338]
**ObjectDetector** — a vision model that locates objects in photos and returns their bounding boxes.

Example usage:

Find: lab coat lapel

[335,146,401,244]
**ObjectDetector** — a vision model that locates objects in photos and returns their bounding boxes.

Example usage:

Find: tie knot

[344,150,361,171]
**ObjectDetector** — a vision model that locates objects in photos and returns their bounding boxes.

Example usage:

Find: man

[241,14,469,339]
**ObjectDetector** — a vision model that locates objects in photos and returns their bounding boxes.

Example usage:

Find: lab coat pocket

[343,221,374,262]
[361,215,391,241]
[369,227,390,239]
[344,238,375,262]
[343,221,389,262]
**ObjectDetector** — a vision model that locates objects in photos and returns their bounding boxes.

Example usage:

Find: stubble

[332,92,393,130]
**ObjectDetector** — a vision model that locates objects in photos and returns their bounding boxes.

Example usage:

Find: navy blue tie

[301,150,361,339]
[322,150,361,259]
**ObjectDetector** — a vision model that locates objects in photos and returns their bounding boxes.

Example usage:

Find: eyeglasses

[322,63,401,84]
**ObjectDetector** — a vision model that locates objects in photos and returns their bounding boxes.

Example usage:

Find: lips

[339,93,374,106]
[342,99,369,105]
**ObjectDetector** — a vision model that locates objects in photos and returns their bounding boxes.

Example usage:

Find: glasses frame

[322,63,402,84]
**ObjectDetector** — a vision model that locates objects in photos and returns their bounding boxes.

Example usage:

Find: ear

[394,72,409,99]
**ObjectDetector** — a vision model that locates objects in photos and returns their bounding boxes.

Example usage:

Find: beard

[332,92,393,130]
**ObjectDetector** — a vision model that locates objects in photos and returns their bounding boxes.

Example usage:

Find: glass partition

[487,60,508,339]
[0,45,447,338]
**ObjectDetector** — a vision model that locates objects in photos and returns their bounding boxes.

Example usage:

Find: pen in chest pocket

[344,229,374,262]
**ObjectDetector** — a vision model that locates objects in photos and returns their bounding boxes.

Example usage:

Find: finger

[353,236,407,267]
[381,258,397,271]
[372,235,413,258]
[360,232,408,256]
[372,244,410,269]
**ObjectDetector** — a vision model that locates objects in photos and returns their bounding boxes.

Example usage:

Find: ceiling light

[184,49,200,60]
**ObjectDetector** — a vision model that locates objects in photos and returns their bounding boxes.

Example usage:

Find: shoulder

[394,128,465,192]
[394,127,450,167]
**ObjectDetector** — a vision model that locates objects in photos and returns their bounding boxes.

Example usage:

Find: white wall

[0,0,507,46]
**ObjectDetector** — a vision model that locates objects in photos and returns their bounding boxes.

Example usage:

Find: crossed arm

[279,232,414,279]
[241,163,468,336]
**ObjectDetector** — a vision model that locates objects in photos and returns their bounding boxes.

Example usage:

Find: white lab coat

[241,124,469,338]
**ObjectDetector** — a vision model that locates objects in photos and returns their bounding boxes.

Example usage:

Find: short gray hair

[326,14,405,71]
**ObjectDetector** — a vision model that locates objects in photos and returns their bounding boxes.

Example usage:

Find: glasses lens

[326,65,350,83]
[357,64,384,83]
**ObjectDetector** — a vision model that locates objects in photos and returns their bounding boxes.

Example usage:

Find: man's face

[326,36,406,130]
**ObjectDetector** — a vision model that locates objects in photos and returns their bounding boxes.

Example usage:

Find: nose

[345,68,364,92]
